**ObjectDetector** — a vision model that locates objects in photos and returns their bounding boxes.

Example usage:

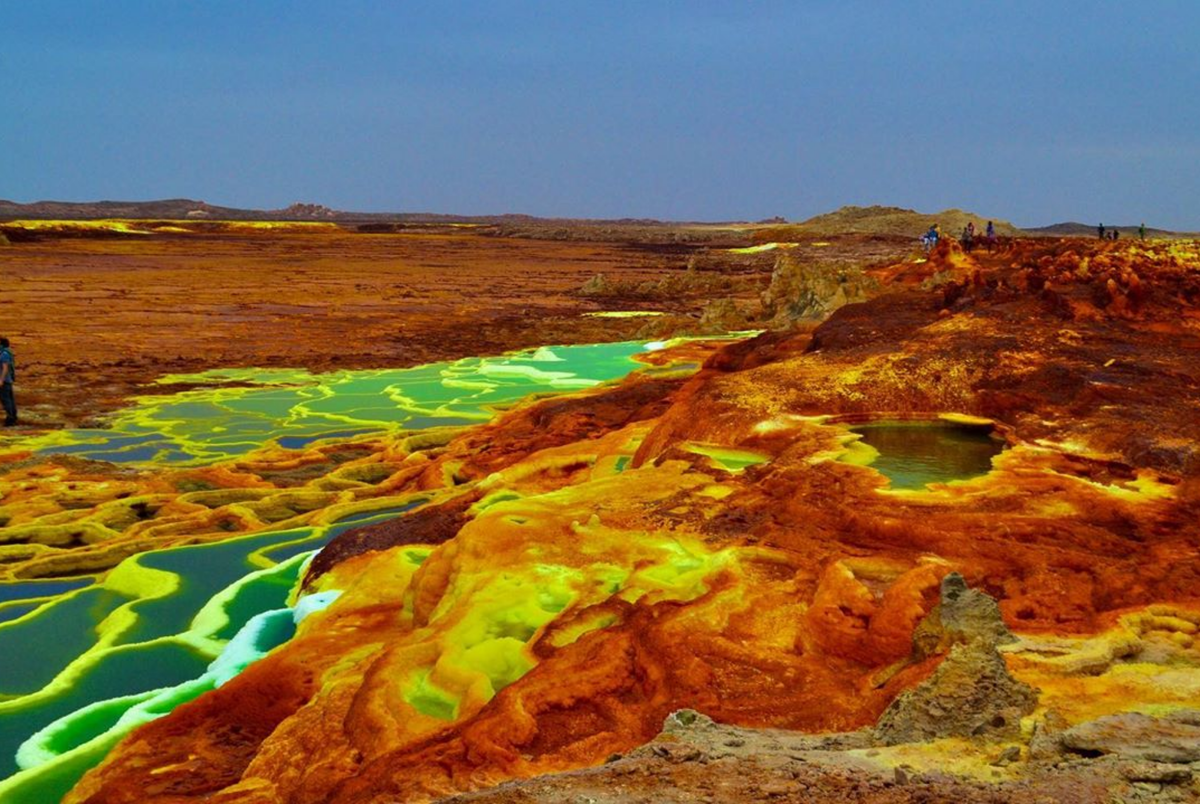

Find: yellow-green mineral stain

[405,668,460,721]
[726,242,800,254]
[582,311,666,318]
[683,443,770,472]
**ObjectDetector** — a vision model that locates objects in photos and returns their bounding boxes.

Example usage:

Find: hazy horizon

[4,1,1198,229]
[0,196,1180,231]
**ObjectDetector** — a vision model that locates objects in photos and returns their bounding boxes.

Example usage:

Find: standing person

[986,221,996,252]
[1139,222,1147,240]
[1098,223,1106,240]
[922,223,939,253]
[0,337,15,427]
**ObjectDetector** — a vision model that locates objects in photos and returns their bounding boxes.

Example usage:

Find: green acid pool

[3,340,678,467]
[0,501,422,803]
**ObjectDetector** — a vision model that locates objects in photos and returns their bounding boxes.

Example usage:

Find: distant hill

[4,198,1190,240]
[760,205,1023,240]
[0,198,690,226]
[1024,222,1180,238]
[0,198,764,246]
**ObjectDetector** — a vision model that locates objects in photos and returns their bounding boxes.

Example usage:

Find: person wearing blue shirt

[921,224,940,253]
[0,337,16,426]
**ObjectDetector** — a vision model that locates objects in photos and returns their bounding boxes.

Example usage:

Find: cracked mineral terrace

[1,222,1199,803]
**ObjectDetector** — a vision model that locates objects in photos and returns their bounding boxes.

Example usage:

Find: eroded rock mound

[875,640,1037,744]
[912,572,1016,660]
[876,576,1036,744]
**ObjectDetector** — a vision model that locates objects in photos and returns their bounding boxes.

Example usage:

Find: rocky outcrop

[1060,710,1200,764]
[697,297,754,332]
[578,267,749,302]
[579,272,616,296]
[275,202,337,219]
[760,252,879,324]
[439,709,1154,803]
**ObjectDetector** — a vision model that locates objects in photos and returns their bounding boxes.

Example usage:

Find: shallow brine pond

[846,420,1005,489]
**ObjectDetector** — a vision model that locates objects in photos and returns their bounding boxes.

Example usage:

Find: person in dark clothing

[1112,229,1119,241]
[0,337,16,427]
[1139,222,1146,240]
[1098,223,1106,240]
[986,221,996,252]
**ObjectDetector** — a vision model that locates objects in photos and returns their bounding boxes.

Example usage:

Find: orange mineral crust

[65,239,1200,802]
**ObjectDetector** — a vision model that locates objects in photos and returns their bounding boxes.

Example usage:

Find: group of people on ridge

[1099,223,1148,241]
[923,220,1151,254]
[921,220,997,253]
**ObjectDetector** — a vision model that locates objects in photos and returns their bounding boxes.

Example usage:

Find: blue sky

[2,1,1198,228]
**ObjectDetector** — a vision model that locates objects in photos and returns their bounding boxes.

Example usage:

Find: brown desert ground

[0,222,751,427]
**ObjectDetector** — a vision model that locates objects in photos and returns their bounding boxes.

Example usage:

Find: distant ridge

[0,198,711,226]
[1024,221,1181,238]
[0,198,337,221]
[3,199,1191,238]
